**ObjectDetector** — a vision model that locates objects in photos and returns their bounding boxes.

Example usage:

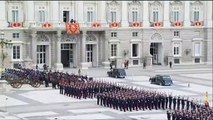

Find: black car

[107,68,126,78]
[149,75,173,86]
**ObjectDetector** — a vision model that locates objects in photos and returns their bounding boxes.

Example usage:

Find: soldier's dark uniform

[173,97,177,110]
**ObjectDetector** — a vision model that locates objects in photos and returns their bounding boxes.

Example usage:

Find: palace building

[0,1,212,70]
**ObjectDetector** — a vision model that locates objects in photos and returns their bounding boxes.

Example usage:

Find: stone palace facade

[0,1,212,70]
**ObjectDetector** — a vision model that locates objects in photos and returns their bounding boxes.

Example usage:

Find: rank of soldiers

[4,68,212,119]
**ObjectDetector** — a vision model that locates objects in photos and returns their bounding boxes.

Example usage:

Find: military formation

[3,68,213,119]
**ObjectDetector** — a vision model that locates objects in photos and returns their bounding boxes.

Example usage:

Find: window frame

[111,32,117,38]
[110,44,117,57]
[12,45,21,60]
[36,45,46,64]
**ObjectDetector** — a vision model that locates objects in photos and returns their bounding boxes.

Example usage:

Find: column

[81,31,88,69]
[99,1,107,26]
[31,31,37,67]
[143,1,150,27]
[54,31,63,71]
[76,1,84,26]
[0,1,8,28]
[121,1,129,27]
[102,32,110,68]
[163,1,170,27]
[184,1,191,27]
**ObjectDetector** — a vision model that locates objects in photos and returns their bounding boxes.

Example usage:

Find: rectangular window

[12,10,19,22]
[194,42,201,56]
[173,11,179,21]
[63,11,69,23]
[111,32,117,38]
[86,44,93,62]
[38,10,45,22]
[194,11,199,21]
[132,11,138,22]
[37,45,46,64]
[111,11,116,22]
[174,31,180,37]
[13,46,20,59]
[133,60,139,65]
[174,58,180,64]
[87,11,93,22]
[194,58,200,63]
[111,44,117,57]
[153,11,159,22]
[132,44,139,57]
[173,43,180,56]
[12,33,19,38]
[132,32,138,37]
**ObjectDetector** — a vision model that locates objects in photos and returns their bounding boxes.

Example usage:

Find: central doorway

[61,44,74,68]
[150,43,163,65]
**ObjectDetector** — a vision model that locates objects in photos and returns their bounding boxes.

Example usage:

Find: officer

[186,98,190,110]
[167,110,171,120]
[177,96,180,110]
[169,94,173,109]
[181,97,185,110]
[173,96,177,110]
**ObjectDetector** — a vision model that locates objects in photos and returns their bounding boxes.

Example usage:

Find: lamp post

[0,31,13,76]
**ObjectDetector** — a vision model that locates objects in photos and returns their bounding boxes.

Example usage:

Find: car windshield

[162,76,171,80]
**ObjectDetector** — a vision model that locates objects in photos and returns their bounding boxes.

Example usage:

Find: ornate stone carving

[86,34,96,42]
[61,34,77,42]
[151,33,162,41]
[37,33,49,42]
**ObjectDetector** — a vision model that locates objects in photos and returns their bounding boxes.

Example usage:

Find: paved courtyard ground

[0,64,212,120]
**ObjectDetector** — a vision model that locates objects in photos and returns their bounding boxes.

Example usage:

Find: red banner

[92,22,101,28]
[111,22,120,28]
[66,23,80,35]
[194,21,202,26]
[42,23,53,28]
[132,22,141,27]
[154,22,163,27]
[11,22,23,27]
[174,22,183,27]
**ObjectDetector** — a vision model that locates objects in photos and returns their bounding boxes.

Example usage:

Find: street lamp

[0,31,13,76]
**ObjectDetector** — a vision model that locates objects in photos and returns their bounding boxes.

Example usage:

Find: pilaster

[99,1,107,26]
[76,1,84,26]
[163,1,170,27]
[143,1,150,27]
[0,1,8,28]
[121,1,129,27]
[184,1,191,27]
